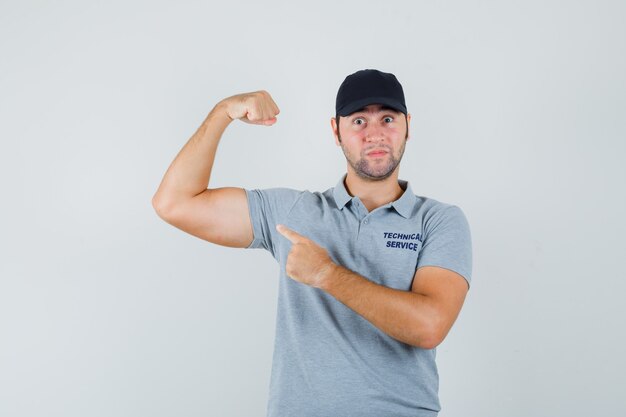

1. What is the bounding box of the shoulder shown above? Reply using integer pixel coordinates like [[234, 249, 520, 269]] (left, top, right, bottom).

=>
[[245, 186, 306, 206], [245, 186, 304, 199], [285, 187, 335, 205], [243, 187, 309, 224], [413, 194, 469, 228]]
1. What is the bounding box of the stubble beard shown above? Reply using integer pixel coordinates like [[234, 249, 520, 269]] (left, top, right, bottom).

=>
[[341, 138, 407, 182]]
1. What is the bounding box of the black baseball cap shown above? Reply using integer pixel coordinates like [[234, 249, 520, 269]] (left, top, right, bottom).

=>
[[335, 69, 407, 117]]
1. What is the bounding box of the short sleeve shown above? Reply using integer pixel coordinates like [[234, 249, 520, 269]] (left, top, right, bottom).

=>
[[244, 187, 304, 259], [416, 205, 473, 289]]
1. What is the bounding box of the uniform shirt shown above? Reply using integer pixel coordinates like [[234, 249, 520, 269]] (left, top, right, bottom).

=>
[[244, 173, 472, 417]]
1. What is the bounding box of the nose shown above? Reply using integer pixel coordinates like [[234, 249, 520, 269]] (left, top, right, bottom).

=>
[[365, 123, 386, 142]]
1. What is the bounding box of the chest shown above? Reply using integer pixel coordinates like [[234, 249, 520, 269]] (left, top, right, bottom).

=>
[[283, 202, 423, 291]]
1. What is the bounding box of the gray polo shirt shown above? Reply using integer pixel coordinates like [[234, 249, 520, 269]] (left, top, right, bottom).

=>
[[245, 173, 472, 417]]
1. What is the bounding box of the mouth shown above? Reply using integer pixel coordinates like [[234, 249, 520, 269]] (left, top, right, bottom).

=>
[[366, 150, 389, 157]]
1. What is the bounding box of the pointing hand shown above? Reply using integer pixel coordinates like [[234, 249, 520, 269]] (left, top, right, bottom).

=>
[[276, 224, 336, 288]]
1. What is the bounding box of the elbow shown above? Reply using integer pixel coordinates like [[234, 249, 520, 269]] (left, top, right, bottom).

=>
[[414, 329, 441, 350], [418, 332, 443, 350], [413, 318, 445, 350], [152, 194, 174, 219], [152, 194, 165, 215]]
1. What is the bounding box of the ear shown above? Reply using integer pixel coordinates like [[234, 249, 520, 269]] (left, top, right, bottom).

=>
[[406, 113, 411, 141], [331, 116, 341, 146]]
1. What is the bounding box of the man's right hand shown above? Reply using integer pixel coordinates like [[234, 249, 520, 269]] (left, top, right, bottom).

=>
[[153, 90, 281, 248], [219, 90, 281, 126]]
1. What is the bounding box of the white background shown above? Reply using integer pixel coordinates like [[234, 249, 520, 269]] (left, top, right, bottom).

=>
[[1, 1, 625, 416]]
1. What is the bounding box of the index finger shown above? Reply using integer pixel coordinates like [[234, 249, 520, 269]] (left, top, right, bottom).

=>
[[276, 224, 301, 243]]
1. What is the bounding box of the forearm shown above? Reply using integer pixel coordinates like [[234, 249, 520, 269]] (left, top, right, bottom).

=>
[[320, 264, 440, 349], [152, 101, 232, 210]]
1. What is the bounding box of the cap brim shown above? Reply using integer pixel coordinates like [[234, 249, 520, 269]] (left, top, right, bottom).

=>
[[337, 96, 407, 116]]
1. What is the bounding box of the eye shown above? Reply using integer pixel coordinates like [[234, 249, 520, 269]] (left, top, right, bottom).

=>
[[384, 116, 394, 123], [353, 117, 365, 125]]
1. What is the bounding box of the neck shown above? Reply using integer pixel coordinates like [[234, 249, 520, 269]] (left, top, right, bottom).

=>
[[343, 168, 405, 212]]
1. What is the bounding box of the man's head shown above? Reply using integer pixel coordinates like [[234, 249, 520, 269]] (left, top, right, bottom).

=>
[[331, 69, 411, 181]]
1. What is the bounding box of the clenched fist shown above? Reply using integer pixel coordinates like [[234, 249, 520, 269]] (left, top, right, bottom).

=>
[[219, 90, 280, 126]]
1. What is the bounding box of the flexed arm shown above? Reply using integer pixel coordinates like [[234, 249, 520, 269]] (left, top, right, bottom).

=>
[[152, 90, 280, 247]]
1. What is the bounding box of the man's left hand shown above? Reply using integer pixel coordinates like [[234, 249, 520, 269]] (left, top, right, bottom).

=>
[[276, 224, 336, 289]]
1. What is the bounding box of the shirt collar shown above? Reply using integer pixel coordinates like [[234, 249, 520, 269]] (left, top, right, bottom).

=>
[[332, 173, 415, 218]]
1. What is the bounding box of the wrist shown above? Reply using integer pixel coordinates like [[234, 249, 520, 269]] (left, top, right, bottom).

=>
[[210, 100, 234, 124], [318, 262, 340, 291]]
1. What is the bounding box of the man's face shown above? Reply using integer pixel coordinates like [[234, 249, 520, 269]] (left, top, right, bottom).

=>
[[331, 104, 411, 181]]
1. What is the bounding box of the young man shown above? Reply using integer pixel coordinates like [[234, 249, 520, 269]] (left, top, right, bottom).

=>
[[152, 69, 472, 417]]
